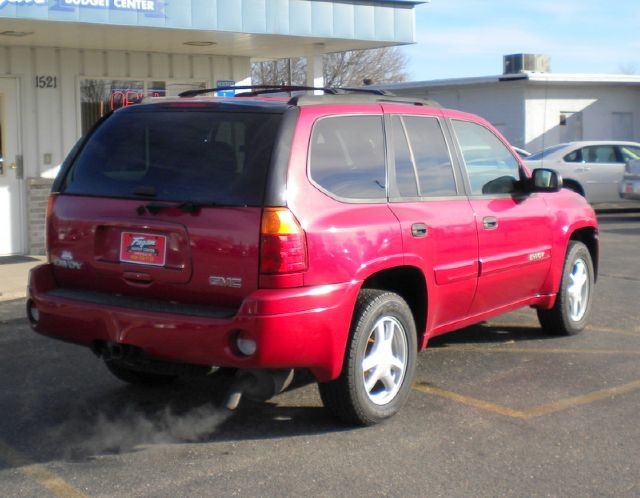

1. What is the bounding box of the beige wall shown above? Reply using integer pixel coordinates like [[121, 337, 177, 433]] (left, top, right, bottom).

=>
[[0, 45, 250, 253]]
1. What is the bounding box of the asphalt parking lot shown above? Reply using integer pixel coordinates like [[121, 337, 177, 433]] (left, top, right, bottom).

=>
[[1, 209, 639, 498]]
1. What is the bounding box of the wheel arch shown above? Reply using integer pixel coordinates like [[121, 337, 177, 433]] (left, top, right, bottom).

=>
[[361, 266, 428, 349], [562, 178, 585, 197], [569, 227, 599, 281]]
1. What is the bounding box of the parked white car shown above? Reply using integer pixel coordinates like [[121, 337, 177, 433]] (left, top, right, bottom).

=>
[[620, 159, 640, 201], [524, 141, 640, 204]]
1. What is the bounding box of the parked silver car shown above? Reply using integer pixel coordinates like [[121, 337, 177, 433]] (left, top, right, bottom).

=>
[[525, 141, 640, 203], [620, 159, 640, 201]]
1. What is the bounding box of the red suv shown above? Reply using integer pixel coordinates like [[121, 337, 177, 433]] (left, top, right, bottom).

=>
[[28, 87, 598, 425]]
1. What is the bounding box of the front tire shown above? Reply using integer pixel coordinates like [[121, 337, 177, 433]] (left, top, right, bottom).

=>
[[319, 289, 417, 426], [537, 241, 594, 335]]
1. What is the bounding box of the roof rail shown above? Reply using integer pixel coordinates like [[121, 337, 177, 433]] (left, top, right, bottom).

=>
[[177, 84, 439, 108], [288, 94, 441, 108], [178, 85, 390, 98]]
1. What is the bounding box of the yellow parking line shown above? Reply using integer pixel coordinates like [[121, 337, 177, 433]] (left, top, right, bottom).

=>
[[0, 440, 87, 498], [427, 346, 640, 355], [523, 379, 640, 418], [588, 326, 640, 337], [413, 383, 527, 418], [413, 379, 640, 420]]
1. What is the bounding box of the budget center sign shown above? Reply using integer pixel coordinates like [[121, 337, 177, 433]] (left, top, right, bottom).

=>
[[0, 0, 164, 16]]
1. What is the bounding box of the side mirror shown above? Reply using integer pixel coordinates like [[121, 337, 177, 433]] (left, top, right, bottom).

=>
[[530, 168, 562, 193]]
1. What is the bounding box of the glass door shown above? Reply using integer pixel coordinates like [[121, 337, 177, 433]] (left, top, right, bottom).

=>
[[0, 77, 23, 255]]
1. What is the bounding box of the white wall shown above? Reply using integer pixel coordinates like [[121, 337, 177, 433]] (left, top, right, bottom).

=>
[[525, 84, 640, 152], [391, 83, 528, 148], [0, 45, 251, 179]]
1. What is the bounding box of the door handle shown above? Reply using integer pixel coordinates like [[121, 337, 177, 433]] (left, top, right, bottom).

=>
[[411, 223, 428, 238], [483, 217, 498, 230], [12, 155, 24, 179]]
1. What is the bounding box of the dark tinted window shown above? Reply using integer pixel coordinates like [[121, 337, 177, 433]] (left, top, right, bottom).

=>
[[403, 116, 456, 197], [580, 145, 618, 163], [63, 108, 282, 206], [391, 116, 419, 197], [452, 120, 520, 195], [309, 116, 386, 200]]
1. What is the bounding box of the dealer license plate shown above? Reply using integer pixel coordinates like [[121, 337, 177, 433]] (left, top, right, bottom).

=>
[[120, 232, 167, 266]]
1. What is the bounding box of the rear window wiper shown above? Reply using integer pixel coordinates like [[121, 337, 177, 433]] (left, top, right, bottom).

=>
[[136, 201, 216, 215]]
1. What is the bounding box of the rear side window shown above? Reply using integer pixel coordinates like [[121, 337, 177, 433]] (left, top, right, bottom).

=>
[[62, 108, 283, 206], [391, 117, 419, 198], [309, 116, 386, 200], [402, 116, 457, 197], [452, 119, 520, 195], [580, 145, 618, 163]]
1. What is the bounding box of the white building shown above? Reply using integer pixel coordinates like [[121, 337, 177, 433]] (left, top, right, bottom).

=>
[[0, 0, 423, 255], [377, 66, 640, 155]]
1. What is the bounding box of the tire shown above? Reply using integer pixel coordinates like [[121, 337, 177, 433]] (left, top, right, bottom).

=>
[[563, 181, 584, 197], [537, 241, 594, 335], [104, 359, 178, 387], [319, 289, 417, 426]]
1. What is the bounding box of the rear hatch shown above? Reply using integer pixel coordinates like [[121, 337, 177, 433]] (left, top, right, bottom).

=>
[[49, 102, 286, 312]]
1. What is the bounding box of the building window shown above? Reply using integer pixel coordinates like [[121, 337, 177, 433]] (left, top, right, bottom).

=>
[[80, 79, 206, 135]]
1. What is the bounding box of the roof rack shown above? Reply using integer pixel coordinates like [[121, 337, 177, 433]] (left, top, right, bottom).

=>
[[177, 84, 439, 108], [178, 85, 389, 98], [288, 94, 441, 108]]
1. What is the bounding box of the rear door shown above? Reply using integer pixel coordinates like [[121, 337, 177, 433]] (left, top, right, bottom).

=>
[[50, 104, 284, 309], [562, 144, 626, 203], [449, 118, 554, 315], [383, 108, 478, 329]]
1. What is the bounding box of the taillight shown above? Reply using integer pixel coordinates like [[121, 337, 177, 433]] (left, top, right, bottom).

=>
[[259, 208, 307, 274], [45, 193, 57, 258]]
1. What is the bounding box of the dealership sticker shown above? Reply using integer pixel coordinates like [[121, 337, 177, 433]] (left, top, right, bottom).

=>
[[120, 232, 167, 266]]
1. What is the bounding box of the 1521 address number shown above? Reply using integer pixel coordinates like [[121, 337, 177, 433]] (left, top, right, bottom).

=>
[[35, 75, 58, 89]]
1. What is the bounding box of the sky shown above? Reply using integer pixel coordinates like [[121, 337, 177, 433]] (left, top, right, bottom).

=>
[[402, 0, 640, 81]]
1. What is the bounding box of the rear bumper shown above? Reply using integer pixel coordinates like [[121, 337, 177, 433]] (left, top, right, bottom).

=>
[[620, 177, 640, 201], [28, 264, 359, 381]]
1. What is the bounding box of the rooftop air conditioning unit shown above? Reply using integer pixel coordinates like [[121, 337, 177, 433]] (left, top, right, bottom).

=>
[[503, 54, 550, 75]]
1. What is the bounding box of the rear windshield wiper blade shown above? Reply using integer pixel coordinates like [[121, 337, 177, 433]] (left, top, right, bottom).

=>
[[136, 201, 215, 215]]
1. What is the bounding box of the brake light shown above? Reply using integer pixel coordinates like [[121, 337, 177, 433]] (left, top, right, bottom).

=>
[[45, 193, 58, 258], [259, 208, 307, 274]]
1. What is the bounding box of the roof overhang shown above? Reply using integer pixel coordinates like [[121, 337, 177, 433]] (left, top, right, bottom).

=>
[[374, 72, 640, 92], [0, 0, 424, 58]]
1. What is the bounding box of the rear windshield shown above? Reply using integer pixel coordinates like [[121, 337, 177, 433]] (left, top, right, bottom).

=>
[[62, 107, 283, 206], [527, 144, 567, 161]]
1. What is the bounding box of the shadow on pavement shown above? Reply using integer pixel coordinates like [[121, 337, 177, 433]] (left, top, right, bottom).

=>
[[427, 322, 552, 347]]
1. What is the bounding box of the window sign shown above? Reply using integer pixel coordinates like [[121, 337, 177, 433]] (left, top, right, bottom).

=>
[[80, 79, 205, 135], [0, 0, 166, 17], [216, 81, 236, 97]]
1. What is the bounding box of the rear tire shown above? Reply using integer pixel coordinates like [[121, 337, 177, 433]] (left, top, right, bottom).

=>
[[319, 289, 417, 426], [104, 359, 178, 387], [537, 241, 594, 335]]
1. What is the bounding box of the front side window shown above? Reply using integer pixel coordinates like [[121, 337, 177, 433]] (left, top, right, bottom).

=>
[[309, 116, 386, 200], [620, 146, 640, 162], [452, 120, 520, 195]]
